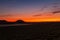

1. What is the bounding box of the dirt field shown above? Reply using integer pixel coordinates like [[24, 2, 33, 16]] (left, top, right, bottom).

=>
[[0, 22, 60, 40]]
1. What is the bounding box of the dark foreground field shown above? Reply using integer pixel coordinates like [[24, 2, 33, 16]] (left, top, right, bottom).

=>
[[0, 22, 60, 40]]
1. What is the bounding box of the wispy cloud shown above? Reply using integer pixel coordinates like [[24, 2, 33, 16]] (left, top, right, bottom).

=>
[[33, 14, 42, 17], [0, 15, 13, 17], [52, 11, 60, 14]]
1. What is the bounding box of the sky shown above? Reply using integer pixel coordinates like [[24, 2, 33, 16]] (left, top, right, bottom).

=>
[[0, 0, 60, 22]]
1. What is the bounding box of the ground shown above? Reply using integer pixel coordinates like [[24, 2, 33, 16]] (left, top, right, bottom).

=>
[[0, 22, 60, 40]]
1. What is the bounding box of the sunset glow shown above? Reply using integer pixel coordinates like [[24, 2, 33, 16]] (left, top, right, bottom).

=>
[[0, 0, 60, 22]]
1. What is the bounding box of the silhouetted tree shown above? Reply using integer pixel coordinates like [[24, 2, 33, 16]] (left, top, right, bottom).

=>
[[0, 20, 7, 24], [16, 20, 25, 23]]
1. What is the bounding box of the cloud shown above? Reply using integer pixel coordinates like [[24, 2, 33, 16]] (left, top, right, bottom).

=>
[[32, 6, 47, 17], [33, 14, 42, 17], [52, 11, 60, 14], [0, 15, 13, 17]]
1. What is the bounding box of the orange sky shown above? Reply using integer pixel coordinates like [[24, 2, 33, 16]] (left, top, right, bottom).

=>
[[0, 13, 60, 22], [0, 0, 60, 22]]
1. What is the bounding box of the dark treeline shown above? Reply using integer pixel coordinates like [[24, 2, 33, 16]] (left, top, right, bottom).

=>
[[0, 20, 25, 24]]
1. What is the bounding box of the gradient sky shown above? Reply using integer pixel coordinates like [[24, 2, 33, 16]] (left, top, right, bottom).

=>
[[0, 0, 60, 22]]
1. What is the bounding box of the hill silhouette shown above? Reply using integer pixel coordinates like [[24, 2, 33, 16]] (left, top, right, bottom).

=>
[[0, 20, 25, 24], [0, 20, 8, 24], [15, 20, 25, 24]]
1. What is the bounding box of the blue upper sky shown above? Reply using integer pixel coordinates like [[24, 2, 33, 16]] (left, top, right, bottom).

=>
[[0, 0, 60, 21], [0, 0, 60, 15]]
